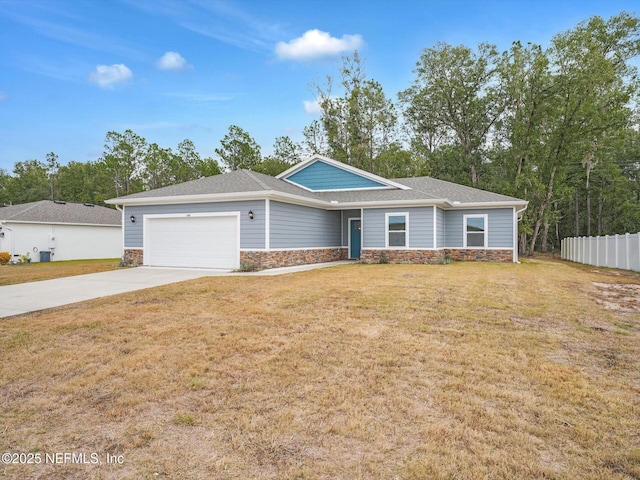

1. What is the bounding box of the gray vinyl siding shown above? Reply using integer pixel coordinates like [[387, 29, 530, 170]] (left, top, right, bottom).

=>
[[270, 201, 341, 248], [341, 209, 361, 246], [363, 207, 434, 249], [436, 207, 445, 248], [124, 200, 265, 249], [444, 208, 513, 248]]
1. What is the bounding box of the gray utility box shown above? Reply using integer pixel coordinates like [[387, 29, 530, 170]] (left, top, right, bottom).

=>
[[39, 251, 52, 262]]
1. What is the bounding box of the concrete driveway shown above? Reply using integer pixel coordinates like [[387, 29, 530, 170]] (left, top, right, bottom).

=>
[[0, 261, 353, 319], [0, 267, 229, 319]]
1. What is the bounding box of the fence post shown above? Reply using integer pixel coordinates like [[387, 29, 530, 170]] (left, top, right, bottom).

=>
[[636, 232, 640, 268], [577, 237, 581, 263], [636, 232, 640, 269], [572, 237, 575, 262], [605, 235, 609, 268], [626, 233, 631, 270], [614, 234, 619, 268]]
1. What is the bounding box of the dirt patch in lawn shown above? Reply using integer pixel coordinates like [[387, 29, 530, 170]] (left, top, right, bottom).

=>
[[0, 259, 639, 479], [592, 282, 640, 313]]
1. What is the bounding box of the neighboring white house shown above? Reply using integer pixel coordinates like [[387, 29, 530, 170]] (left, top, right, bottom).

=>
[[0, 200, 122, 262]]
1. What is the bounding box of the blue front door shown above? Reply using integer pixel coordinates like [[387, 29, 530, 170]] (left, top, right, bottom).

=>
[[349, 219, 361, 259]]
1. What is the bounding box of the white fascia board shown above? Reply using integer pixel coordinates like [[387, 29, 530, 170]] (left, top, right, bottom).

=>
[[438, 200, 529, 210], [275, 155, 320, 179], [107, 190, 528, 212], [326, 199, 451, 210], [276, 154, 411, 191], [0, 220, 121, 227]]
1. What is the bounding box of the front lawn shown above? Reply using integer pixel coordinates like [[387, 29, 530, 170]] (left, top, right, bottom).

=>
[[0, 259, 638, 479], [0, 258, 120, 286]]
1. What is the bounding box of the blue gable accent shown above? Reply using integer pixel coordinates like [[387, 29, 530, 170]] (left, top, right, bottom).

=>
[[285, 160, 387, 191]]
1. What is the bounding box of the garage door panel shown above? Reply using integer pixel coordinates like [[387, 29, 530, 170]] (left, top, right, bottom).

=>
[[146, 215, 239, 269]]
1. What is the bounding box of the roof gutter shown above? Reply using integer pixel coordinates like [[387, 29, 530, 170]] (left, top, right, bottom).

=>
[[106, 190, 528, 211]]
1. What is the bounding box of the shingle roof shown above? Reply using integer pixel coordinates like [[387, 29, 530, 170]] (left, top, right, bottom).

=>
[[109, 168, 525, 207], [112, 169, 322, 201], [392, 176, 522, 203], [0, 201, 121, 225]]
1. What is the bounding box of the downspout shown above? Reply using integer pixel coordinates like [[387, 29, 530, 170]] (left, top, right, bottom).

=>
[[514, 205, 528, 264], [114, 204, 125, 260]]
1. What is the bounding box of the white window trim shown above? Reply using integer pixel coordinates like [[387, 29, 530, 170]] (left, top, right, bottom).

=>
[[385, 212, 409, 249], [463, 213, 488, 249]]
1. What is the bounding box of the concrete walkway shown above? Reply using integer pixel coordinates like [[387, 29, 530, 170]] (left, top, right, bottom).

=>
[[0, 261, 352, 319]]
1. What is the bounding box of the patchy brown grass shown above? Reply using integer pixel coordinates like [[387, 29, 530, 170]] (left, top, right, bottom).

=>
[[0, 258, 639, 479], [0, 259, 120, 286]]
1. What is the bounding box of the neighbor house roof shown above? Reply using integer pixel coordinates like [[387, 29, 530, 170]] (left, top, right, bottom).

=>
[[107, 158, 526, 209], [0, 200, 122, 225]]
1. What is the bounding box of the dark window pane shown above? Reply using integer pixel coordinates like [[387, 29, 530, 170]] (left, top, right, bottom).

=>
[[388, 215, 406, 231], [467, 232, 485, 247], [467, 217, 485, 232], [389, 231, 406, 247]]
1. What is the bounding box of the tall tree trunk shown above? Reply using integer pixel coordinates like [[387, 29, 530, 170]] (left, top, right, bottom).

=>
[[597, 181, 604, 236], [519, 232, 527, 256], [470, 162, 479, 188], [586, 181, 591, 237], [541, 221, 549, 253], [574, 189, 579, 237], [529, 166, 557, 254]]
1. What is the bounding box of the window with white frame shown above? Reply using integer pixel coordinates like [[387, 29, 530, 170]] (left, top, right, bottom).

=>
[[386, 213, 408, 248], [464, 214, 488, 248]]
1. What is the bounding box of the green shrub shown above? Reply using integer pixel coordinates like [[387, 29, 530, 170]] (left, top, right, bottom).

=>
[[378, 251, 389, 264], [237, 260, 261, 272], [439, 253, 453, 265]]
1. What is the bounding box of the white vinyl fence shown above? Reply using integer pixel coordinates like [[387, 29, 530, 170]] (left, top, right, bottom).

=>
[[561, 233, 640, 272]]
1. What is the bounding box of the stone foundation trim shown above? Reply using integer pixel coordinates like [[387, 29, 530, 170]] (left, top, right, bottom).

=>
[[241, 248, 348, 269], [360, 248, 514, 264], [123, 248, 144, 265]]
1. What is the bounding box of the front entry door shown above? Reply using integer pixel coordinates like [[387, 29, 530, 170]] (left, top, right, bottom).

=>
[[349, 219, 361, 259]]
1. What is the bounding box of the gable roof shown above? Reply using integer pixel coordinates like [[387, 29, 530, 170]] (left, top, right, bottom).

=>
[[0, 201, 121, 226], [276, 155, 410, 192], [107, 158, 526, 209]]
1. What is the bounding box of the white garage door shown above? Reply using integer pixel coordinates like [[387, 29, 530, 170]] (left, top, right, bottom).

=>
[[145, 214, 239, 269]]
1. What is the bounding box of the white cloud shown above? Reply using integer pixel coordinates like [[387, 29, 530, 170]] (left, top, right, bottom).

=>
[[156, 51, 191, 71], [303, 99, 322, 115], [276, 29, 364, 60], [89, 64, 133, 89]]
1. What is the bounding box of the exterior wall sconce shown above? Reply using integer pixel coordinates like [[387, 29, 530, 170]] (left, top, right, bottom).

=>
[[248, 210, 254, 220], [130, 215, 136, 223]]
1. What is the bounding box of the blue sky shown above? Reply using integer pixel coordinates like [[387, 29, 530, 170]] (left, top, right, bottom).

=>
[[0, 0, 638, 172]]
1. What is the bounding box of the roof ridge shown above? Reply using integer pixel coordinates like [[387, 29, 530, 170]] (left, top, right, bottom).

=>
[[4, 200, 46, 220], [242, 169, 272, 191]]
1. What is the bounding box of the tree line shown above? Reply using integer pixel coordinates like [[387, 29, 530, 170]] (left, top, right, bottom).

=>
[[1, 12, 640, 255]]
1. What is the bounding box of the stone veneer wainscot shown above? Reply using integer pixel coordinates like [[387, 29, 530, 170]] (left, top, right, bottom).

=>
[[240, 248, 347, 269], [360, 249, 514, 264], [123, 249, 144, 265]]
